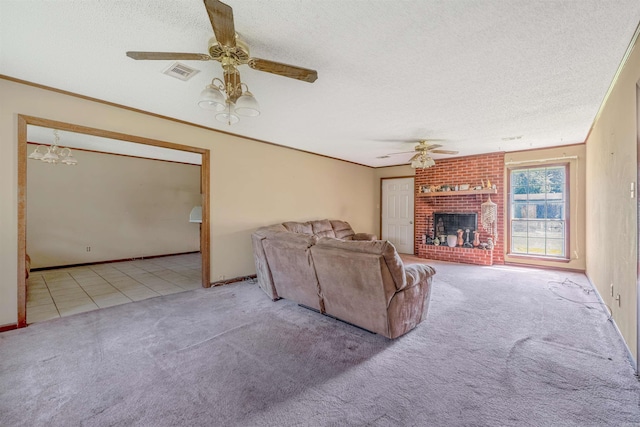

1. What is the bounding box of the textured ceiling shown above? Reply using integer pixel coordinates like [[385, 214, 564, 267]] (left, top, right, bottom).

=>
[[2, 1, 640, 167]]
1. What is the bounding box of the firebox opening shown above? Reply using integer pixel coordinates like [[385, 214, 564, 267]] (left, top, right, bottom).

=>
[[433, 212, 477, 240]]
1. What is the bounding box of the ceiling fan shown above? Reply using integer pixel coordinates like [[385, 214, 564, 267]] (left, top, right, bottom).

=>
[[385, 140, 459, 169], [125, 0, 318, 122]]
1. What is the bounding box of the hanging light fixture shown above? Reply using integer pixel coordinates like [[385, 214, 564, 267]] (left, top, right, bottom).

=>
[[197, 69, 260, 125], [410, 152, 435, 169], [28, 130, 78, 165]]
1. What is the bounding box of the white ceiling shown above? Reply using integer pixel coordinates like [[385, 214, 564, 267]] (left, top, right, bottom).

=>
[[3, 1, 640, 167]]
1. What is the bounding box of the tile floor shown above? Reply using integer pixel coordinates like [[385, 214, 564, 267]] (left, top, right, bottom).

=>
[[26, 253, 202, 324]]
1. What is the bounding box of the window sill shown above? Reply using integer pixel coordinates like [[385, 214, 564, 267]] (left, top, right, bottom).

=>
[[506, 254, 571, 263]]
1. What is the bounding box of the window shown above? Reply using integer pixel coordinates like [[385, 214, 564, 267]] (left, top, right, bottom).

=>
[[509, 165, 568, 258]]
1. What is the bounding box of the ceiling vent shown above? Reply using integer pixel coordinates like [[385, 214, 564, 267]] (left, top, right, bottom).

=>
[[163, 62, 200, 81]]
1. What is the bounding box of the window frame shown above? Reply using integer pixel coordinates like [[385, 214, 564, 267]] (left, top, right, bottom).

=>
[[507, 162, 570, 262]]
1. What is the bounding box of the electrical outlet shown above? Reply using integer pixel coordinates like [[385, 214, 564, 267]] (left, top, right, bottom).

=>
[[610, 283, 614, 297], [615, 293, 621, 307], [86, 246, 91, 252]]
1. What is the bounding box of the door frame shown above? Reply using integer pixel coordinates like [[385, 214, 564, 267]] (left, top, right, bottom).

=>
[[17, 115, 211, 328], [636, 83, 640, 373], [380, 176, 416, 254]]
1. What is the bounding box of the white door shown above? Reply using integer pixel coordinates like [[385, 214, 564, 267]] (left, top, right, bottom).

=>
[[381, 177, 415, 254]]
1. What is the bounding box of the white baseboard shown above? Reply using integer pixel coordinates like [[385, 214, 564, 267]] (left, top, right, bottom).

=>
[[585, 272, 637, 373]]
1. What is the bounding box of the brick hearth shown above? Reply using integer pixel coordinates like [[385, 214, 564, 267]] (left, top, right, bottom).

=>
[[414, 152, 505, 266]]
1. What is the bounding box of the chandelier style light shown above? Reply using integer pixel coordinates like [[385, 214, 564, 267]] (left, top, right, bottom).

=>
[[28, 130, 78, 165], [198, 71, 260, 125], [410, 152, 436, 169]]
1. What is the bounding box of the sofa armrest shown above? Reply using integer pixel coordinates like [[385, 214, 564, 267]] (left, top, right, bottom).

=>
[[401, 264, 436, 292], [352, 233, 378, 241]]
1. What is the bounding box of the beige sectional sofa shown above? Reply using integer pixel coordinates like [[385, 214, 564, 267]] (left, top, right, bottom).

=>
[[251, 219, 435, 338]]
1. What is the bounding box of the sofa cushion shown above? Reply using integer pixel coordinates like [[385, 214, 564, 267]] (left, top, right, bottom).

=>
[[330, 220, 355, 239], [311, 219, 336, 238], [267, 231, 318, 248], [315, 238, 406, 290], [283, 221, 313, 235], [254, 224, 287, 238]]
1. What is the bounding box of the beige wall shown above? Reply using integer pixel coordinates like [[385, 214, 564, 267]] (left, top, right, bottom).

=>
[[0, 78, 377, 326], [27, 148, 201, 268], [585, 33, 640, 360], [503, 145, 586, 271]]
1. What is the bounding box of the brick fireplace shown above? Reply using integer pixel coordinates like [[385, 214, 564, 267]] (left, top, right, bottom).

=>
[[414, 152, 505, 266]]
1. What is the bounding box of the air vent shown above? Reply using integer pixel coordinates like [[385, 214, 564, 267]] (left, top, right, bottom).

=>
[[163, 62, 200, 81], [501, 135, 523, 141]]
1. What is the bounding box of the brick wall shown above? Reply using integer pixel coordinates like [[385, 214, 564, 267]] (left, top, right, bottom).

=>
[[415, 152, 505, 265]]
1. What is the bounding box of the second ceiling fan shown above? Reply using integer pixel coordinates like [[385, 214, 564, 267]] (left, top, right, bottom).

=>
[[386, 140, 459, 169], [126, 0, 318, 123]]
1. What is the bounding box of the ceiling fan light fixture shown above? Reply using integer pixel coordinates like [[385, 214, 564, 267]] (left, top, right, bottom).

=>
[[198, 85, 226, 111], [216, 111, 240, 124], [215, 100, 240, 125], [425, 156, 436, 167], [411, 153, 436, 169], [234, 90, 260, 117]]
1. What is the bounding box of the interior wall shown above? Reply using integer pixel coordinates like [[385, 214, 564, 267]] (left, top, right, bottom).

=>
[[0, 78, 377, 326], [27, 147, 201, 268], [503, 144, 586, 271], [585, 33, 640, 360]]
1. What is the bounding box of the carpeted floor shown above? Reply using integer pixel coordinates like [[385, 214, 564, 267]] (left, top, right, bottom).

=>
[[1, 260, 639, 426]]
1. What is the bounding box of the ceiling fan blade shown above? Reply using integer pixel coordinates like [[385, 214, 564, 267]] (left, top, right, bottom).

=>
[[204, 0, 236, 47], [387, 150, 416, 156], [431, 149, 459, 155], [423, 144, 442, 150], [409, 153, 422, 162], [126, 51, 211, 61], [249, 58, 318, 83]]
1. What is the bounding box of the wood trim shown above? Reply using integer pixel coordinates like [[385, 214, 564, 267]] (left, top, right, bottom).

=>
[[375, 164, 416, 169], [504, 142, 585, 155], [210, 274, 257, 287], [201, 149, 211, 288], [17, 116, 27, 328], [503, 262, 584, 274], [20, 115, 208, 154], [0, 323, 18, 333], [2, 75, 371, 169], [26, 142, 202, 166], [505, 162, 571, 260], [17, 115, 212, 327], [417, 188, 497, 197], [505, 254, 571, 264]]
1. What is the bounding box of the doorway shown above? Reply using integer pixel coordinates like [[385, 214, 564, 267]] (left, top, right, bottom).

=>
[[381, 177, 415, 254], [17, 115, 211, 328]]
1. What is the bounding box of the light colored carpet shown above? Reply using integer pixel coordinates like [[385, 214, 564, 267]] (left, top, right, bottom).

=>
[[1, 260, 639, 426]]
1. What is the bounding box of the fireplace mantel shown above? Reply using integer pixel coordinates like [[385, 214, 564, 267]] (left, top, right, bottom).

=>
[[417, 188, 497, 197]]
